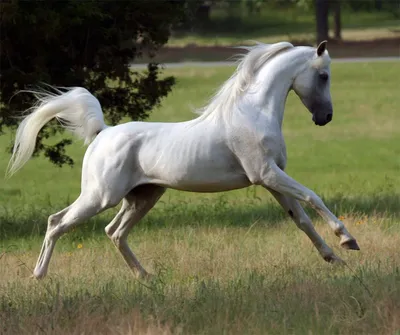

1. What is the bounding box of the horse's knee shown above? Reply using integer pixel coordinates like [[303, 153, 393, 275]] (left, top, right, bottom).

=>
[[305, 192, 323, 209], [46, 211, 68, 238], [48, 214, 59, 228]]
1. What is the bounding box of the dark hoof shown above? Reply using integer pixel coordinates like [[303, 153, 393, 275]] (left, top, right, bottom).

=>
[[323, 254, 346, 265], [340, 239, 360, 250], [138, 272, 158, 284]]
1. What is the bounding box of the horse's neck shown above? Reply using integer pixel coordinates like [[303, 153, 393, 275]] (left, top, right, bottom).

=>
[[244, 51, 308, 128]]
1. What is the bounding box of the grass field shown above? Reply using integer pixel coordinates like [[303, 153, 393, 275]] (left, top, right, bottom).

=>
[[1, 61, 400, 334]]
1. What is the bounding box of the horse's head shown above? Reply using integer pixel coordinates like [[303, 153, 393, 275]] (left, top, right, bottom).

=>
[[292, 41, 333, 126]]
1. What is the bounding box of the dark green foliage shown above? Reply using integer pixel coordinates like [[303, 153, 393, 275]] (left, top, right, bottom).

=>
[[0, 0, 190, 166]]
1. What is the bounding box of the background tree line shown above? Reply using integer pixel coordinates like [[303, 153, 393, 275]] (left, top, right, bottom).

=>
[[189, 0, 399, 43]]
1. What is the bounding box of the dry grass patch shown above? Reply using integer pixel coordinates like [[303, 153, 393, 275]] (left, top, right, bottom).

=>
[[1, 215, 399, 334]]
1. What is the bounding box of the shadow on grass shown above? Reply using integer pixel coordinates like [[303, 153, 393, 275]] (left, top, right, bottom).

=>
[[1, 193, 399, 241]]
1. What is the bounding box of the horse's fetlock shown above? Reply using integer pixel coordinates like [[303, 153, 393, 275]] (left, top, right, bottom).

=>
[[105, 226, 113, 238], [334, 228, 342, 237], [111, 233, 122, 247]]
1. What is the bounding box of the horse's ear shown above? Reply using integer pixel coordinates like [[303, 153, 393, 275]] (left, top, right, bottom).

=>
[[317, 40, 327, 56]]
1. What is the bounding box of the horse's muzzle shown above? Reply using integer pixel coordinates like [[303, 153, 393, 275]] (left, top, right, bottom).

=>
[[312, 112, 333, 126]]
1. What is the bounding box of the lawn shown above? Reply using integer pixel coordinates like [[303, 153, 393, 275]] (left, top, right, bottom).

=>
[[1, 61, 400, 334]]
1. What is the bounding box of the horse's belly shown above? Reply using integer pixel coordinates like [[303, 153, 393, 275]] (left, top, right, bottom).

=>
[[137, 129, 251, 192], [153, 173, 251, 193], [143, 157, 250, 192]]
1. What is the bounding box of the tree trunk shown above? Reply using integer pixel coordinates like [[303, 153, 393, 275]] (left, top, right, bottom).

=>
[[333, 0, 341, 40], [195, 2, 211, 23], [316, 0, 329, 43]]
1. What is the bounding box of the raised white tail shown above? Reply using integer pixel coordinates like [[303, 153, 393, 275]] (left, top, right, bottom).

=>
[[7, 86, 107, 176]]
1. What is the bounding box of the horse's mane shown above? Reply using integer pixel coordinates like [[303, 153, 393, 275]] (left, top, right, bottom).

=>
[[196, 41, 294, 117]]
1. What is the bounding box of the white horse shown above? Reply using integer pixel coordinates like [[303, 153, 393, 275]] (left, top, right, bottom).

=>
[[8, 41, 359, 280]]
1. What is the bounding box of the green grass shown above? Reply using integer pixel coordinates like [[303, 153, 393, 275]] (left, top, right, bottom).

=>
[[169, 5, 400, 46], [1, 61, 400, 334]]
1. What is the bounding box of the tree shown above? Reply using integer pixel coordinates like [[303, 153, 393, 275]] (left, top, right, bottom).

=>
[[297, 0, 335, 44], [315, 0, 329, 43], [332, 0, 341, 40], [0, 0, 191, 167]]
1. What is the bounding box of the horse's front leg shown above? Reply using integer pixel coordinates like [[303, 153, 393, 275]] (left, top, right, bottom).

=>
[[266, 187, 344, 263], [261, 162, 359, 251]]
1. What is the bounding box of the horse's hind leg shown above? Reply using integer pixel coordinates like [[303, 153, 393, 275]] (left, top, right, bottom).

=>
[[105, 184, 165, 279], [33, 194, 111, 279]]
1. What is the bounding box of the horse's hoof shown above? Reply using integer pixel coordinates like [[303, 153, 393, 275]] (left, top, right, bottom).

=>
[[340, 238, 360, 251], [323, 254, 346, 265], [139, 272, 156, 283], [31, 273, 45, 280]]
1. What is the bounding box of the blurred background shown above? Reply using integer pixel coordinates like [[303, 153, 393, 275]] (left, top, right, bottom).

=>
[[136, 0, 400, 63]]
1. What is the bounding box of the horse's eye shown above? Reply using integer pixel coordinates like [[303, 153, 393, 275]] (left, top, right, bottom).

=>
[[320, 72, 329, 81]]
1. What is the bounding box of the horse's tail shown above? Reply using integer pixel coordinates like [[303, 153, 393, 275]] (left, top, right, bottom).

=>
[[7, 86, 107, 177]]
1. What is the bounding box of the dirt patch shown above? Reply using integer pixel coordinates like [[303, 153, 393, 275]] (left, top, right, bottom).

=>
[[134, 37, 399, 63]]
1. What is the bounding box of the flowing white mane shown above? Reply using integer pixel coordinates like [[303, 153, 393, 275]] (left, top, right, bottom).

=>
[[196, 42, 294, 117]]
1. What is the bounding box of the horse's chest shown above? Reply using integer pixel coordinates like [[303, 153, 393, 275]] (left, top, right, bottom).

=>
[[261, 133, 287, 167]]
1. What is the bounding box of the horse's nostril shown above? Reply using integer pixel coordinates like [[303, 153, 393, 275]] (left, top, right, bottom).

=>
[[326, 113, 332, 122]]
